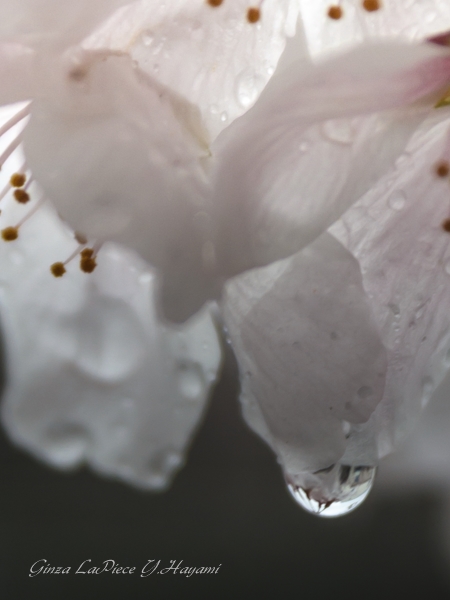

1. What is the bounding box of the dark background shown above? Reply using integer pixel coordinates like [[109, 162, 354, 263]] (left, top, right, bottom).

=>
[[1, 347, 450, 600]]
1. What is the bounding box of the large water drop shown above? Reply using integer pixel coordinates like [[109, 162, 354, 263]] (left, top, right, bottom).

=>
[[287, 464, 376, 518]]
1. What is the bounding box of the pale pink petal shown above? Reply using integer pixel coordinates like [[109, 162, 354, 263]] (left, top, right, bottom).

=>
[[85, 0, 301, 140], [299, 0, 450, 59], [212, 41, 450, 278], [330, 108, 450, 464], [222, 233, 387, 477]]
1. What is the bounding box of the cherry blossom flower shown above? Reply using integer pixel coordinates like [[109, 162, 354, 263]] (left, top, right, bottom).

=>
[[1, 0, 450, 513]]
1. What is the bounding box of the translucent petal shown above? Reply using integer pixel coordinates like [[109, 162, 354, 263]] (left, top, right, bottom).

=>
[[330, 110, 450, 464], [212, 41, 450, 277], [378, 369, 450, 491], [23, 54, 216, 321], [0, 42, 35, 105], [0, 203, 222, 489], [299, 0, 450, 59], [222, 233, 387, 476], [85, 0, 301, 140], [0, 0, 134, 47]]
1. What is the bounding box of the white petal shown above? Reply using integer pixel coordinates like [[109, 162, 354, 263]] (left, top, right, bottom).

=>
[[85, 0, 301, 141], [330, 109, 450, 464], [0, 202, 222, 489], [23, 54, 216, 320], [222, 233, 387, 476], [299, 0, 450, 59], [0, 42, 35, 105], [378, 369, 450, 491], [0, 0, 135, 47], [212, 41, 450, 277]]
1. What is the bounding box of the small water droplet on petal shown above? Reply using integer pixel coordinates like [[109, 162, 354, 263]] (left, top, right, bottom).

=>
[[388, 190, 406, 210], [322, 119, 358, 145]]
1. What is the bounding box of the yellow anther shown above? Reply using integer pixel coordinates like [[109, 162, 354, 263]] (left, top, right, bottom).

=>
[[74, 231, 88, 244], [13, 189, 30, 204], [1, 226, 18, 241], [80, 248, 97, 273], [50, 262, 66, 277], [435, 161, 450, 178], [247, 7, 261, 23], [362, 0, 381, 11], [328, 5, 343, 19], [10, 173, 26, 188]]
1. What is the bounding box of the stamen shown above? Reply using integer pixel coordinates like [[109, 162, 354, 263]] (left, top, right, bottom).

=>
[[50, 262, 66, 277], [74, 231, 88, 245], [206, 0, 223, 6], [13, 189, 30, 204], [1, 227, 18, 242], [12, 175, 33, 204], [10, 173, 26, 188], [442, 218, 450, 233], [435, 161, 450, 178], [14, 196, 45, 229], [362, 0, 381, 11], [328, 5, 343, 20], [80, 247, 97, 273], [247, 6, 261, 23]]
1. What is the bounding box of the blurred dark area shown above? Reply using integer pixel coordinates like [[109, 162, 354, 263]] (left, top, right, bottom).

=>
[[1, 346, 450, 600]]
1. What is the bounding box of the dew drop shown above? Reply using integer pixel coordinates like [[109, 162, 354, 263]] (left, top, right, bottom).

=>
[[388, 190, 406, 211], [321, 119, 358, 145], [287, 465, 376, 518], [220, 112, 228, 122], [141, 30, 154, 46], [235, 70, 262, 109]]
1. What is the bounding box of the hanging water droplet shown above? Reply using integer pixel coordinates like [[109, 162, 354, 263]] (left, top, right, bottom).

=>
[[220, 112, 228, 122], [287, 464, 376, 518], [388, 190, 406, 211], [321, 119, 358, 145]]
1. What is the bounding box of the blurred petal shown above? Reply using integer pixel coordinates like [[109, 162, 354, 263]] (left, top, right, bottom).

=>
[[0, 42, 35, 105], [222, 233, 387, 477], [379, 369, 450, 491], [0, 202, 222, 489], [0, 0, 135, 47], [212, 41, 450, 277], [330, 109, 450, 464], [299, 0, 450, 59], [86, 0, 301, 140], [23, 55, 216, 320]]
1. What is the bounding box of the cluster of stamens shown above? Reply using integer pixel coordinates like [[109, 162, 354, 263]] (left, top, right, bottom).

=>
[[327, 0, 382, 20], [206, 0, 262, 24], [0, 104, 99, 277]]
